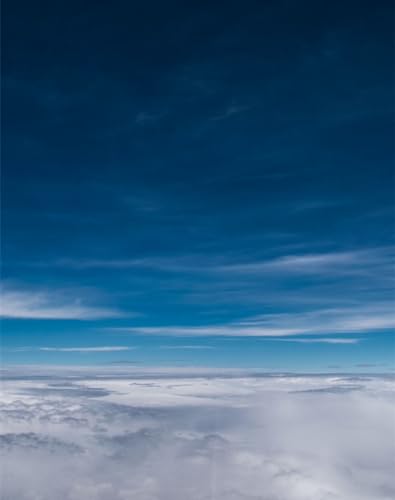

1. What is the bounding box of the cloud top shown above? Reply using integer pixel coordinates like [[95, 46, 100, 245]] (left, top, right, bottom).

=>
[[1, 370, 394, 500]]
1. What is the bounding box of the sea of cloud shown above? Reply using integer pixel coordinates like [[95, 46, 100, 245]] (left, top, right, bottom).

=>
[[1, 367, 394, 500]]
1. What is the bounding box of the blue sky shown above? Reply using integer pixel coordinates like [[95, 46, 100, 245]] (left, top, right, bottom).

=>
[[1, 0, 394, 370]]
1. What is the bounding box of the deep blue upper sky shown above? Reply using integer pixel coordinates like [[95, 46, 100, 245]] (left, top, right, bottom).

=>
[[1, 0, 394, 369]]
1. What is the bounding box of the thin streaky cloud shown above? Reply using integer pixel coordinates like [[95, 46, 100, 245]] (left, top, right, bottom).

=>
[[354, 363, 386, 368], [210, 104, 250, 121], [272, 338, 360, 344], [215, 248, 393, 275], [135, 110, 165, 124], [113, 303, 395, 337], [5, 347, 35, 353], [159, 345, 215, 350], [40, 246, 393, 278], [115, 325, 305, 337], [291, 199, 345, 212], [1, 287, 125, 320], [38, 346, 134, 352]]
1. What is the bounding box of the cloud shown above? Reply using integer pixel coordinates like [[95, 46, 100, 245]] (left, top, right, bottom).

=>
[[0, 432, 83, 455], [1, 370, 394, 500], [210, 104, 250, 121], [0, 286, 124, 320], [272, 337, 360, 344], [114, 302, 395, 337], [216, 251, 358, 274], [135, 111, 164, 124], [159, 345, 215, 349], [38, 346, 134, 352], [215, 247, 393, 276], [44, 246, 394, 279], [354, 363, 385, 368]]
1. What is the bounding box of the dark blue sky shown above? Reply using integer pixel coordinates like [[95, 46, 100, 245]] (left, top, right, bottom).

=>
[[2, 0, 394, 369]]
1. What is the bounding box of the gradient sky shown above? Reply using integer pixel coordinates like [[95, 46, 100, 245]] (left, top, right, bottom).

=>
[[1, 0, 394, 370]]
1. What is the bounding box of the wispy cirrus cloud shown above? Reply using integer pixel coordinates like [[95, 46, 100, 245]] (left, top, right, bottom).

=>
[[215, 247, 393, 276], [38, 346, 134, 352], [159, 345, 215, 350], [42, 246, 394, 277], [134, 110, 165, 124], [0, 286, 125, 320], [272, 338, 360, 344], [209, 103, 250, 121], [114, 303, 395, 337]]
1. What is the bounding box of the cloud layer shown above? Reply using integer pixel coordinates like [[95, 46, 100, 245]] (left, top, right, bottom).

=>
[[1, 368, 394, 500]]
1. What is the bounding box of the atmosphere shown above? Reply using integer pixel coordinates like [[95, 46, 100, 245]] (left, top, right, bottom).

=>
[[2, 0, 394, 370]]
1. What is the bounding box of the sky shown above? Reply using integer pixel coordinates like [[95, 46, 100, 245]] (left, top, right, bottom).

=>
[[1, 0, 394, 369]]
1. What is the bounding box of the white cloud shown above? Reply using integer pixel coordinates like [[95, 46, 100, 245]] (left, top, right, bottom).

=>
[[48, 246, 394, 277], [1, 370, 394, 500], [114, 302, 395, 337], [272, 337, 360, 344], [39, 346, 134, 352], [0, 287, 124, 320], [119, 325, 305, 337], [215, 247, 394, 276], [159, 345, 215, 349], [216, 251, 359, 274]]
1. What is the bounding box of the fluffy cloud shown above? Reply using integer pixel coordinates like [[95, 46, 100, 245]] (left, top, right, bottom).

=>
[[1, 369, 394, 500]]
